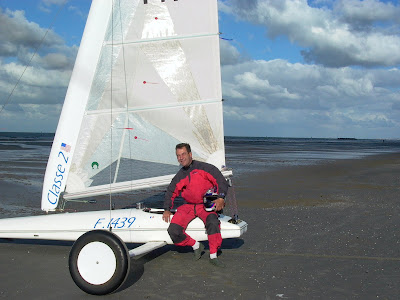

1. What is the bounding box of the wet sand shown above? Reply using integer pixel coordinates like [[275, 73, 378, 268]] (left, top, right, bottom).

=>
[[1, 153, 400, 299]]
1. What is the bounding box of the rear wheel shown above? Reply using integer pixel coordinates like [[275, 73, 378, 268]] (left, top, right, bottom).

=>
[[69, 230, 130, 295]]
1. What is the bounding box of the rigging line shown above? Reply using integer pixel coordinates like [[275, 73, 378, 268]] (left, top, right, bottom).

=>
[[111, 0, 124, 185], [227, 177, 239, 219], [113, 0, 134, 193], [120, 0, 134, 194], [109, 0, 115, 227], [113, 118, 129, 184], [0, 2, 66, 114]]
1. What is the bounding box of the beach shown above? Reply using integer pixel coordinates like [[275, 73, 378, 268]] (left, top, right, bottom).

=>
[[1, 151, 400, 299]]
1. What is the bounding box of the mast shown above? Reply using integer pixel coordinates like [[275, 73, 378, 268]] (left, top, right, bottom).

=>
[[41, 1, 112, 211]]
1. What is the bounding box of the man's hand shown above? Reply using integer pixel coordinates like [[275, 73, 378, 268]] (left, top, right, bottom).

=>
[[162, 210, 172, 223], [213, 198, 225, 212]]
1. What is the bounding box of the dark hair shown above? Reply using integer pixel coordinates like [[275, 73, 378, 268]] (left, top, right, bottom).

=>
[[176, 143, 191, 153]]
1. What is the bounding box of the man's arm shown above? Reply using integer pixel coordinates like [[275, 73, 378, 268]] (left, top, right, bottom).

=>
[[200, 162, 229, 212], [203, 162, 229, 199], [162, 210, 172, 223], [213, 198, 225, 211], [163, 171, 184, 223], [163, 182, 175, 223]]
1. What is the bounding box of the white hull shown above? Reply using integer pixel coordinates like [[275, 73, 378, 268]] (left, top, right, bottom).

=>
[[0, 208, 247, 244]]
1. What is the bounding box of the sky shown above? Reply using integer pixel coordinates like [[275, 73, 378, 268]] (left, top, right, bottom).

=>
[[0, 0, 399, 139]]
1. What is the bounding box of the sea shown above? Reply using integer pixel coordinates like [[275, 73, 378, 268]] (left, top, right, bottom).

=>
[[1, 132, 400, 218]]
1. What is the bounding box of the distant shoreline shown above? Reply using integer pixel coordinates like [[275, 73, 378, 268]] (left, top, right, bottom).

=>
[[0, 131, 399, 141]]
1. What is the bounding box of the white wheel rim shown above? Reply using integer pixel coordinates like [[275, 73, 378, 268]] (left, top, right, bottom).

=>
[[77, 241, 117, 285]]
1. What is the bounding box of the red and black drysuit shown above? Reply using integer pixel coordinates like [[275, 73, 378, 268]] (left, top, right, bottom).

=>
[[164, 160, 228, 254]]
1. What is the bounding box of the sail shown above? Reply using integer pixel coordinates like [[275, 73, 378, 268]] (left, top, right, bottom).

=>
[[41, 0, 227, 211]]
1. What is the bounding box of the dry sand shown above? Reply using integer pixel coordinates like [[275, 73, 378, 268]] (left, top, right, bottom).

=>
[[1, 153, 400, 299]]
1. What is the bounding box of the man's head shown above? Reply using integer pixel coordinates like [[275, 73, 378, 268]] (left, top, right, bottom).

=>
[[175, 143, 192, 167]]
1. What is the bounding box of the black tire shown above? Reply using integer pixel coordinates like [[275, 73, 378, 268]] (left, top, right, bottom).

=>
[[69, 230, 130, 295]]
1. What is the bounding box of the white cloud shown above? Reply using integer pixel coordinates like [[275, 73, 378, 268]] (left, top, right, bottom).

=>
[[221, 58, 400, 137], [334, 0, 400, 27], [0, 6, 77, 124], [221, 0, 400, 67], [220, 39, 241, 65], [38, 0, 68, 13], [217, 0, 400, 138], [67, 5, 87, 20], [0, 9, 63, 57]]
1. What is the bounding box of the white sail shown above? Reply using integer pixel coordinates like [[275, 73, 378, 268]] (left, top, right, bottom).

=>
[[41, 0, 227, 211]]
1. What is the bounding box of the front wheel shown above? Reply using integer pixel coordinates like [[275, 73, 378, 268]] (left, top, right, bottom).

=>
[[69, 230, 130, 295]]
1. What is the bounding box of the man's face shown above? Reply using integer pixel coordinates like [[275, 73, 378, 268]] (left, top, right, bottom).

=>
[[176, 147, 192, 167]]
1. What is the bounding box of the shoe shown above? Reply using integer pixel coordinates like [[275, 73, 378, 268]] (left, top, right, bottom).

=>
[[193, 243, 205, 260], [209, 258, 225, 268]]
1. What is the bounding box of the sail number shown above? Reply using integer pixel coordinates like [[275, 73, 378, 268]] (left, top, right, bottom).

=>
[[94, 217, 136, 229]]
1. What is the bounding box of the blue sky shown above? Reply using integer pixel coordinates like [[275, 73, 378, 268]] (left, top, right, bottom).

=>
[[0, 0, 399, 138]]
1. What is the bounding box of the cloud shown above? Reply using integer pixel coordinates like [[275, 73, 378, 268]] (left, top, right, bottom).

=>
[[38, 1, 87, 20], [0, 8, 63, 57], [220, 0, 400, 67], [218, 1, 400, 137], [67, 5, 87, 20], [220, 39, 241, 65], [35, 52, 75, 70], [221, 58, 400, 137], [38, 0, 68, 13], [334, 0, 400, 29], [0, 7, 77, 122]]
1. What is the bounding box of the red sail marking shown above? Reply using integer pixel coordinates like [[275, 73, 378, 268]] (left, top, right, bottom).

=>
[[134, 136, 148, 142]]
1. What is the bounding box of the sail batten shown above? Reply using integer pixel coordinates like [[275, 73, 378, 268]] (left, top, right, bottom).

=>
[[85, 99, 222, 116], [105, 32, 220, 46], [41, 0, 225, 211]]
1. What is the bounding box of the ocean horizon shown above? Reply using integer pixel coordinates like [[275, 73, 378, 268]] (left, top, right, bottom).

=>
[[1, 131, 400, 217], [2, 132, 400, 173], [1, 131, 399, 139]]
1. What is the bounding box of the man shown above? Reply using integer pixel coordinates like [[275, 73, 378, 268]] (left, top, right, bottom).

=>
[[162, 143, 228, 267]]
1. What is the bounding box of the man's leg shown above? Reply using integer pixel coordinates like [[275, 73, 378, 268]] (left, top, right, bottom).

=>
[[197, 208, 222, 255], [205, 213, 222, 255], [167, 204, 196, 247], [197, 207, 224, 267]]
